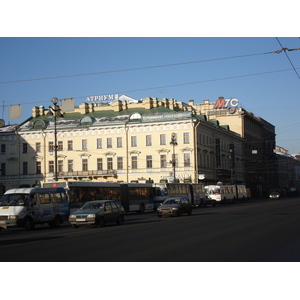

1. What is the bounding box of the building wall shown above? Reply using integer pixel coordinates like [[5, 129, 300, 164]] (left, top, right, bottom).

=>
[[0, 98, 246, 190]]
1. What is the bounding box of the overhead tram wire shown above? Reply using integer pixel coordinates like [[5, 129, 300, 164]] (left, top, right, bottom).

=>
[[1, 48, 299, 85], [275, 38, 300, 80], [6, 66, 300, 107]]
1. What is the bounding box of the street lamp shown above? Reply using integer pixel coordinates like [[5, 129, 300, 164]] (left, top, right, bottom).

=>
[[48, 97, 61, 181], [170, 132, 178, 183]]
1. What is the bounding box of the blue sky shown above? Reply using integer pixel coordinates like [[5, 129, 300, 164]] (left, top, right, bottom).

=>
[[1, 37, 300, 152]]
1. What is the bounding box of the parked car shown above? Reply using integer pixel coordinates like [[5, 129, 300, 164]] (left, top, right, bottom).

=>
[[157, 197, 192, 217], [269, 192, 280, 199], [69, 200, 125, 228]]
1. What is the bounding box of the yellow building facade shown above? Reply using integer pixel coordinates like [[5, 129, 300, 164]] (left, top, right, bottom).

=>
[[0, 96, 245, 190]]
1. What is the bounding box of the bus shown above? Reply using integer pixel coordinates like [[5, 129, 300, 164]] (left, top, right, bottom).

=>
[[0, 187, 68, 231], [166, 183, 206, 206], [205, 183, 248, 205], [42, 181, 158, 213]]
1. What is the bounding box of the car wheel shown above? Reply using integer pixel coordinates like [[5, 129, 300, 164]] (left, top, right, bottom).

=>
[[157, 212, 162, 218], [23, 217, 34, 231], [188, 209, 192, 216], [72, 224, 78, 229], [116, 215, 124, 225], [98, 217, 105, 228]]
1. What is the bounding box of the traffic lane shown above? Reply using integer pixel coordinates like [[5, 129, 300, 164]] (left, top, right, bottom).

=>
[[1, 198, 300, 262]]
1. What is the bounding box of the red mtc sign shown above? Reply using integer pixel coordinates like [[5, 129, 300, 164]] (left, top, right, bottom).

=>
[[213, 97, 239, 114]]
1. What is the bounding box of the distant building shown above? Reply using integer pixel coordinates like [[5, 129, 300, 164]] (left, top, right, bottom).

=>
[[275, 146, 300, 194], [190, 97, 276, 197]]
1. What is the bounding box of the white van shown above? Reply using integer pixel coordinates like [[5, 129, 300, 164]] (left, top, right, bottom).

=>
[[0, 187, 69, 231]]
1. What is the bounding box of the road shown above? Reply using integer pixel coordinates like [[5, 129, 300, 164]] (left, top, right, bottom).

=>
[[1, 197, 300, 262]]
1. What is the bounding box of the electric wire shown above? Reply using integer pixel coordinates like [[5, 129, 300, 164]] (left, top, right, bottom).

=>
[[0, 48, 297, 85], [6, 67, 300, 107], [275, 38, 300, 80]]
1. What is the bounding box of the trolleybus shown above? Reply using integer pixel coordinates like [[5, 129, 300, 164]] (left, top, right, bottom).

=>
[[43, 181, 159, 213], [205, 183, 248, 205], [166, 182, 206, 206]]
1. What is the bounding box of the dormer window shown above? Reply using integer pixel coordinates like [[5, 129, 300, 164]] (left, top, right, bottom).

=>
[[33, 120, 46, 129], [129, 113, 142, 121], [80, 116, 93, 125]]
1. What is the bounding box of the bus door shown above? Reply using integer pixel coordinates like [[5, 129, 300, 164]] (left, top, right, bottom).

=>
[[120, 184, 129, 212]]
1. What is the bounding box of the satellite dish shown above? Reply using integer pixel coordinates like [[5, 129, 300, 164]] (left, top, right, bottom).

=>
[[0, 119, 5, 128]]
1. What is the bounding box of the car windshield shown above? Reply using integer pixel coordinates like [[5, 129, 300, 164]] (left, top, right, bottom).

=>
[[163, 199, 180, 205], [0, 194, 29, 206], [81, 202, 104, 210]]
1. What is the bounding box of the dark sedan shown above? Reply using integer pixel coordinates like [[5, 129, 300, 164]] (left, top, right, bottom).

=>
[[157, 197, 192, 217], [69, 200, 125, 228]]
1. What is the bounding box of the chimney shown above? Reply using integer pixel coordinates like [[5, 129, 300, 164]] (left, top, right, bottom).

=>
[[79, 103, 89, 114], [32, 106, 40, 117]]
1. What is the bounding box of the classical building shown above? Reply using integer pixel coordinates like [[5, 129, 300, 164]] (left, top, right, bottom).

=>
[[0, 96, 245, 191], [190, 97, 277, 197]]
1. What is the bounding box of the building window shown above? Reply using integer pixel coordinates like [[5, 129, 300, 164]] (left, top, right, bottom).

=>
[[97, 138, 102, 149], [82, 139, 88, 151], [68, 140, 73, 151], [146, 135, 152, 146], [58, 141, 63, 151], [0, 144, 6, 154], [131, 156, 138, 169], [184, 153, 191, 167], [82, 159, 88, 171], [49, 161, 54, 173], [0, 163, 5, 175], [183, 133, 190, 144], [36, 142, 41, 153], [160, 134, 166, 145], [107, 157, 113, 170], [146, 155, 152, 168], [131, 136, 137, 147], [97, 158, 103, 171], [117, 137, 122, 148], [117, 157, 123, 169], [68, 160, 73, 172], [23, 162, 28, 175], [107, 138, 112, 148], [36, 161, 41, 174], [49, 141, 54, 152], [160, 155, 167, 168], [58, 160, 63, 173], [23, 143, 28, 153]]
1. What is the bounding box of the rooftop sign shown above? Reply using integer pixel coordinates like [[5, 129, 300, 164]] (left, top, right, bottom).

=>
[[142, 111, 191, 122], [86, 94, 119, 102], [208, 98, 239, 116]]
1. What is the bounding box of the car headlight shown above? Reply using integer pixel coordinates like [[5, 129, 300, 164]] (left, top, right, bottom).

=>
[[172, 207, 178, 210], [87, 214, 96, 218], [9, 215, 18, 220], [69, 215, 76, 219]]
